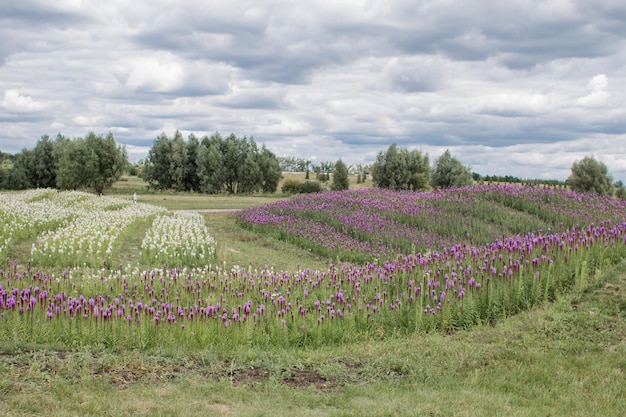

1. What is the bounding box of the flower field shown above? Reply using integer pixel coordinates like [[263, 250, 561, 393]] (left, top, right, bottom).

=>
[[141, 211, 217, 267], [1, 185, 626, 351]]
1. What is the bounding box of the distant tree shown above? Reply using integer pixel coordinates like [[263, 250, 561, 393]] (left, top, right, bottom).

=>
[[185, 133, 201, 192], [169, 131, 188, 192], [372, 144, 408, 189], [372, 144, 429, 190], [56, 139, 96, 190], [196, 134, 225, 194], [3, 149, 32, 190], [258, 145, 282, 193], [406, 149, 429, 191], [567, 156, 612, 196], [31, 135, 57, 188], [56, 132, 126, 194], [84, 132, 127, 194], [430, 149, 473, 189], [331, 159, 349, 191], [143, 133, 173, 190]]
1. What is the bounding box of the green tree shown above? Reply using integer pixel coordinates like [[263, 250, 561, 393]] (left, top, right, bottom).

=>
[[196, 134, 225, 194], [567, 156, 612, 196], [185, 134, 200, 192], [430, 149, 473, 189], [331, 159, 349, 191], [31, 135, 57, 188], [3, 149, 32, 190], [258, 145, 282, 193], [56, 132, 126, 194], [56, 139, 97, 190], [84, 132, 127, 194], [169, 131, 187, 192], [143, 133, 173, 190], [372, 144, 430, 190]]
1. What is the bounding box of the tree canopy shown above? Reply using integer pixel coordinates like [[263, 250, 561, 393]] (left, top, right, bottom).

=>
[[371, 144, 430, 191], [567, 156, 612, 196], [143, 132, 282, 194], [0, 132, 126, 193], [331, 159, 349, 191], [430, 149, 473, 189]]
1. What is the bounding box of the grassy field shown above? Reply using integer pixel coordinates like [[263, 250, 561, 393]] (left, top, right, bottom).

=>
[[0, 185, 624, 416]]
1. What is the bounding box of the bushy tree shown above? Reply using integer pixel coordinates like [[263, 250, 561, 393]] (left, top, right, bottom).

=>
[[31, 135, 57, 188], [331, 159, 349, 191], [258, 145, 282, 193], [197, 134, 225, 194], [143, 133, 173, 190], [567, 156, 612, 196], [430, 149, 473, 189], [56, 132, 126, 194], [372, 144, 429, 190]]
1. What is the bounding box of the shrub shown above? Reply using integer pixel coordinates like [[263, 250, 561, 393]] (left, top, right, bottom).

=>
[[300, 181, 323, 194], [282, 179, 302, 194]]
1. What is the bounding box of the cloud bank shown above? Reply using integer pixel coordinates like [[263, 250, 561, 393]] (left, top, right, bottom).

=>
[[1, 0, 625, 180]]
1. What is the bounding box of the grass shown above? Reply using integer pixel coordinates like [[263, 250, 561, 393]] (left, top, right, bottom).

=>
[[0, 188, 624, 416], [0, 259, 623, 416]]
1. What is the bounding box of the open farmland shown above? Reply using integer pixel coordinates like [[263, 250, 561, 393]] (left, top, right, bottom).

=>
[[0, 185, 625, 416]]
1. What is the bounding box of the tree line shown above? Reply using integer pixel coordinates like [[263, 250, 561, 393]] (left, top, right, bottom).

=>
[[142, 131, 282, 194], [0, 132, 127, 194], [1, 133, 623, 199]]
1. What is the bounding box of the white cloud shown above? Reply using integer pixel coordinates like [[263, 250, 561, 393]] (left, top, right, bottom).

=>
[[1, 90, 44, 112]]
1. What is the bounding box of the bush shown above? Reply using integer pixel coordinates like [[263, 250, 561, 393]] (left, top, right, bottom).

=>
[[300, 181, 323, 193], [282, 179, 302, 194]]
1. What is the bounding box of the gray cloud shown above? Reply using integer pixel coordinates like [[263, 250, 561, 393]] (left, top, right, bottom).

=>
[[1, 0, 626, 182]]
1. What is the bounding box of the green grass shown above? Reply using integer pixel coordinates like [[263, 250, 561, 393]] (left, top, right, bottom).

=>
[[1, 259, 623, 416]]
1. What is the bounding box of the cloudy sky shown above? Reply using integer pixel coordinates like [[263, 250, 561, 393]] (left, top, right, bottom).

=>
[[1, 0, 626, 180]]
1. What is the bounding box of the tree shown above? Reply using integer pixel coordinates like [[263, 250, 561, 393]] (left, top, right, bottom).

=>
[[3, 149, 32, 190], [143, 133, 173, 190], [56, 139, 97, 190], [169, 131, 187, 191], [258, 145, 282, 193], [196, 134, 225, 194], [31, 135, 57, 188], [372, 144, 429, 190], [84, 132, 127, 194], [185, 134, 200, 192], [331, 159, 349, 191], [567, 156, 612, 196], [56, 132, 126, 194], [430, 149, 473, 189]]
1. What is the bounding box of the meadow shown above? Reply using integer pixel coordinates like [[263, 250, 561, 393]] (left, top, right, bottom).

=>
[[0, 180, 624, 416]]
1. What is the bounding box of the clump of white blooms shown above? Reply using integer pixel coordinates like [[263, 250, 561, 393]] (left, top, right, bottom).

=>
[[141, 212, 217, 267]]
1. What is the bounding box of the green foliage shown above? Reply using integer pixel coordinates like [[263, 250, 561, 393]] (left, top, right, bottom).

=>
[[56, 132, 127, 194], [331, 159, 349, 191], [144, 132, 282, 194], [372, 143, 430, 190], [430, 149, 473, 189], [281, 179, 302, 194], [300, 180, 323, 193], [567, 156, 613, 196]]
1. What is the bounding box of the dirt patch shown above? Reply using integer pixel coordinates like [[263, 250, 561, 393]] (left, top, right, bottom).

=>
[[282, 367, 336, 391]]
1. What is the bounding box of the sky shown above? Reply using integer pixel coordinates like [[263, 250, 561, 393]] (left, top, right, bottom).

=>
[[1, 0, 626, 181]]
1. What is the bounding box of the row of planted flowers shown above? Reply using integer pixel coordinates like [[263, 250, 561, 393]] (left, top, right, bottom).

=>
[[236, 185, 626, 263], [28, 192, 167, 267], [141, 211, 217, 267], [2, 217, 625, 350]]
